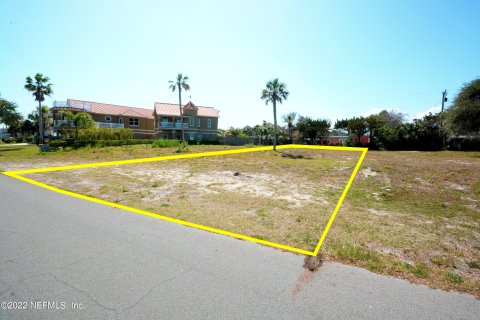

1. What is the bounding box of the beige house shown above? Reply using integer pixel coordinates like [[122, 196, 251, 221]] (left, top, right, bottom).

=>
[[50, 99, 220, 141], [154, 101, 220, 141], [51, 99, 156, 139]]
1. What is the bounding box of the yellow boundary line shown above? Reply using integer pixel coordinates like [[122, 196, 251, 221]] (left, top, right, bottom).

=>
[[2, 144, 367, 256]]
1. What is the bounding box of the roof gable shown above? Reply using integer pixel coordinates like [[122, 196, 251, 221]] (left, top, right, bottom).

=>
[[154, 102, 219, 118], [183, 101, 198, 111]]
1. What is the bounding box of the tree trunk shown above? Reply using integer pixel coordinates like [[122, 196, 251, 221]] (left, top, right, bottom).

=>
[[38, 101, 44, 144], [272, 100, 277, 151], [75, 126, 79, 144], [178, 87, 184, 142]]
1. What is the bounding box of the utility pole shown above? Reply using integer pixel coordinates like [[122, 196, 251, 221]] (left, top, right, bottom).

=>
[[440, 90, 447, 149]]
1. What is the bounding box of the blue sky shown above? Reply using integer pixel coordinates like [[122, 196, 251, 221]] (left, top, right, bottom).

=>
[[1, 0, 479, 129]]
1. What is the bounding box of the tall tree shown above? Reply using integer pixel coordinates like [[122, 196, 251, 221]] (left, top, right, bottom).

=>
[[24, 73, 53, 144], [0, 98, 23, 131], [296, 116, 330, 143], [261, 78, 289, 151], [282, 112, 297, 142], [335, 117, 368, 146], [366, 114, 380, 146], [168, 73, 190, 142], [347, 117, 368, 145], [447, 78, 480, 134], [58, 110, 95, 143], [377, 110, 406, 127]]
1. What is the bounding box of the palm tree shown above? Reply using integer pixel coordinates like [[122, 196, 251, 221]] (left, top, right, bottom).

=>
[[282, 112, 297, 142], [0, 99, 23, 132], [261, 78, 289, 150], [24, 73, 53, 144], [168, 73, 190, 142], [58, 110, 95, 143]]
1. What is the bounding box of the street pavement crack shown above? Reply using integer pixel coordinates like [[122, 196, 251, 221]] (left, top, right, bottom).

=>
[[49, 272, 120, 320], [121, 265, 196, 313]]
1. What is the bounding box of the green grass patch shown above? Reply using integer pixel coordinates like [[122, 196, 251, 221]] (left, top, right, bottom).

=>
[[151, 139, 180, 148], [445, 272, 464, 284]]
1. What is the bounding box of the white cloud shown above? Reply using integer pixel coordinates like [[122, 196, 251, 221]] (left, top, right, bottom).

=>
[[413, 105, 441, 120]]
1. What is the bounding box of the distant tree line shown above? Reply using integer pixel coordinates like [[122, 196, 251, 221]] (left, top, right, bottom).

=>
[[2, 75, 478, 151], [217, 114, 332, 145], [332, 78, 479, 150]]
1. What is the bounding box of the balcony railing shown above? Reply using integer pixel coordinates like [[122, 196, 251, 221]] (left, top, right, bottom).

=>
[[53, 101, 69, 108], [96, 122, 124, 129], [52, 100, 91, 111], [53, 120, 75, 127], [159, 122, 188, 129]]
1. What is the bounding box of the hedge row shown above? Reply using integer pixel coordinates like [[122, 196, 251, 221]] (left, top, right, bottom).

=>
[[77, 128, 134, 140], [49, 139, 153, 151]]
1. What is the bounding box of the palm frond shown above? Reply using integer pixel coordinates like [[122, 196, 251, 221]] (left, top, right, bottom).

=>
[[34, 73, 44, 83]]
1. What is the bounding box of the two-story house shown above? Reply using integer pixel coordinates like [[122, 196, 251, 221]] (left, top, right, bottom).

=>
[[154, 101, 220, 141], [51, 99, 156, 139]]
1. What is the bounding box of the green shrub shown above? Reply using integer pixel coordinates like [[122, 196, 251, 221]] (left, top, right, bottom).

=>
[[48, 139, 153, 151], [445, 272, 464, 284], [77, 128, 134, 141], [1, 137, 16, 143], [151, 139, 180, 148]]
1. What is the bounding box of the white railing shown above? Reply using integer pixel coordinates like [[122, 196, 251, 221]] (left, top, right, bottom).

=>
[[159, 122, 188, 129], [96, 122, 124, 129], [52, 100, 91, 111], [53, 101, 69, 108], [54, 120, 75, 127]]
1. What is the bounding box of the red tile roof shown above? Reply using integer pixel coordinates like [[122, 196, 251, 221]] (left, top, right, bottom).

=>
[[154, 102, 219, 118], [66, 99, 155, 119]]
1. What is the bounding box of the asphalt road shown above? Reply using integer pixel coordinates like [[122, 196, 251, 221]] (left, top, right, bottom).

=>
[[0, 174, 478, 319]]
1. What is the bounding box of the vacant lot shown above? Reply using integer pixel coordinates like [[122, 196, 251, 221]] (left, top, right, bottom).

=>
[[25, 148, 360, 252], [2, 145, 479, 296]]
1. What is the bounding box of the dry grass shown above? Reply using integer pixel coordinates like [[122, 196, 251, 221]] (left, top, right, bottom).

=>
[[26, 148, 359, 251], [3, 145, 480, 297], [326, 151, 480, 297]]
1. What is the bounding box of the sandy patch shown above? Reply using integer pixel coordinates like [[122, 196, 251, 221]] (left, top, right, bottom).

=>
[[362, 167, 377, 177]]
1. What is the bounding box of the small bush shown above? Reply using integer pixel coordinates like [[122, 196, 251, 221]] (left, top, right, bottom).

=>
[[176, 140, 189, 153], [151, 139, 180, 148], [1, 137, 15, 143]]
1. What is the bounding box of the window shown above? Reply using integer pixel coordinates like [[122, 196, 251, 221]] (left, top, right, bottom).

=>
[[119, 118, 123, 124], [189, 132, 195, 140], [105, 115, 112, 122], [198, 134, 202, 141], [190, 117, 194, 126], [197, 118, 201, 127], [129, 118, 139, 126], [207, 119, 212, 128]]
